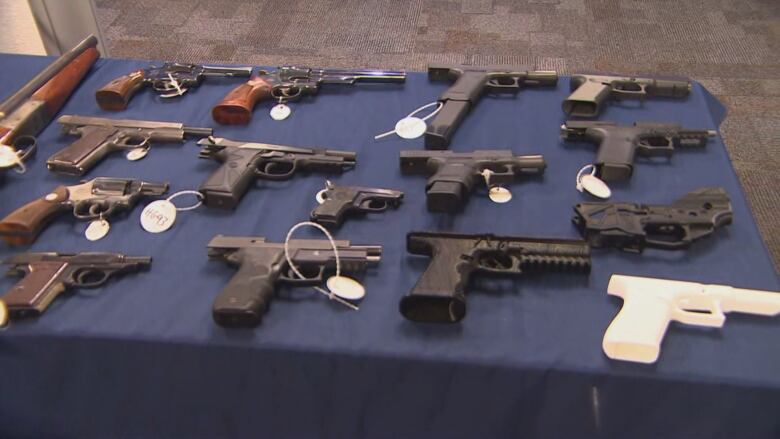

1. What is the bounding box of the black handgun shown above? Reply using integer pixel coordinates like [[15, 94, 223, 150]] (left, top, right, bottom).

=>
[[563, 74, 691, 117], [573, 187, 733, 252], [560, 120, 717, 181], [400, 232, 591, 323], [310, 180, 403, 228], [207, 235, 381, 327], [198, 136, 356, 209], [425, 65, 558, 149], [1, 252, 151, 322], [400, 149, 546, 213]]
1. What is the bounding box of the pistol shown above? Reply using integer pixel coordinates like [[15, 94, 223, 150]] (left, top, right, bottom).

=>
[[0, 177, 168, 245], [564, 74, 691, 117], [560, 120, 717, 181], [400, 232, 591, 323], [425, 65, 557, 149], [212, 66, 406, 125], [573, 187, 733, 252], [400, 149, 546, 212], [47, 115, 212, 175], [198, 136, 356, 209], [96, 63, 252, 111], [207, 235, 382, 327], [1, 252, 150, 320], [310, 180, 403, 228]]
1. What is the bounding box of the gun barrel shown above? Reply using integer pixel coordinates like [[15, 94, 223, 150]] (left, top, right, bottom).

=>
[[58, 115, 211, 134], [525, 70, 558, 86], [184, 126, 214, 137], [201, 66, 253, 76], [0, 35, 98, 118], [321, 68, 406, 82]]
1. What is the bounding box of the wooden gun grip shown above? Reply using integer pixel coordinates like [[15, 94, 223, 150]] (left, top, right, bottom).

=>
[[212, 77, 273, 125], [95, 70, 146, 111], [0, 186, 69, 245], [31, 47, 100, 117], [2, 261, 68, 317]]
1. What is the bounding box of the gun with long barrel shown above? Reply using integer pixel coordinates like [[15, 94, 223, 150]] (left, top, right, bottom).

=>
[[400, 232, 591, 323], [560, 120, 717, 181], [0, 35, 99, 172], [425, 65, 557, 149], [0, 252, 151, 323], [400, 149, 546, 213], [310, 180, 403, 228], [564, 74, 691, 117], [0, 177, 168, 245], [212, 66, 406, 125], [95, 63, 252, 110], [207, 235, 382, 327], [47, 115, 212, 175], [603, 274, 780, 364], [198, 136, 356, 209], [573, 188, 733, 252]]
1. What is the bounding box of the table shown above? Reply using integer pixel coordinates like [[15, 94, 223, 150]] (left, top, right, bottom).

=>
[[0, 54, 778, 439]]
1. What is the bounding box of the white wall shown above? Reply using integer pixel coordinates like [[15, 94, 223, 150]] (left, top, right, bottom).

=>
[[0, 0, 46, 55]]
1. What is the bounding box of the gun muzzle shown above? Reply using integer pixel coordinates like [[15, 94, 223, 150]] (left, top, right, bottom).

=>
[[525, 70, 558, 86], [184, 126, 214, 137], [137, 180, 169, 195]]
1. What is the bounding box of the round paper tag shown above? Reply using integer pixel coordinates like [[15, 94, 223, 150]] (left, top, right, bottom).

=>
[[395, 117, 427, 139], [140, 200, 177, 233], [0, 145, 21, 169], [488, 186, 513, 203], [326, 276, 365, 300], [0, 300, 8, 329], [270, 104, 292, 120], [580, 174, 612, 199], [85, 219, 110, 241], [126, 147, 149, 161]]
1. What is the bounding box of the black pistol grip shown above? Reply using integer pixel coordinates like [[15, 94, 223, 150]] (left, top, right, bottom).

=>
[[400, 235, 471, 323], [425, 100, 470, 150], [212, 258, 278, 328], [594, 131, 636, 181], [310, 199, 352, 228], [426, 163, 476, 213], [563, 79, 611, 117], [199, 148, 259, 209]]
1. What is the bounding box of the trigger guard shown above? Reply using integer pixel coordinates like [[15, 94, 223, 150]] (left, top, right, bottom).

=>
[[315, 189, 328, 204], [114, 135, 149, 149]]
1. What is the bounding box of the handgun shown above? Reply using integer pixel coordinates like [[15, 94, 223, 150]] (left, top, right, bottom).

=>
[[400, 149, 546, 212], [564, 74, 691, 117], [0, 177, 168, 245], [96, 63, 252, 111], [425, 65, 557, 149], [198, 136, 356, 209], [310, 180, 403, 228], [400, 232, 591, 323], [47, 115, 212, 175], [207, 235, 382, 327], [573, 187, 733, 252], [560, 120, 717, 181], [212, 66, 406, 125], [1, 251, 151, 321]]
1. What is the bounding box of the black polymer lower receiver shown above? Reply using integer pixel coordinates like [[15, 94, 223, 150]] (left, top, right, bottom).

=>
[[400, 232, 591, 323], [310, 181, 403, 228], [573, 187, 732, 252]]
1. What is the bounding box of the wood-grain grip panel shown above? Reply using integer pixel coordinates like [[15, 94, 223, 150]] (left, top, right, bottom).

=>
[[31, 47, 100, 117], [95, 70, 146, 111], [0, 186, 69, 245], [212, 77, 273, 125]]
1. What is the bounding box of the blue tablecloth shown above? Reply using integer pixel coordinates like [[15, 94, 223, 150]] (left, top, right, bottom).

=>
[[0, 54, 778, 439]]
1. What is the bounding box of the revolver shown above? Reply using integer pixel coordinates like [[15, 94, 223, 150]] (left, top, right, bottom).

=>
[[310, 180, 404, 228], [212, 66, 406, 125], [0, 177, 168, 245], [564, 74, 691, 117], [400, 149, 546, 213], [400, 232, 591, 323], [1, 252, 151, 322], [198, 136, 356, 209], [207, 235, 382, 327], [425, 65, 558, 149], [560, 120, 717, 181], [95, 62, 253, 111], [47, 115, 212, 175], [573, 187, 733, 252]]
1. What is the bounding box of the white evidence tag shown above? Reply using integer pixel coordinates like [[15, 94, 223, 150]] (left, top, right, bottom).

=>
[[139, 190, 203, 233], [85, 219, 110, 241], [488, 186, 513, 203], [270, 104, 292, 120], [326, 275, 366, 300], [126, 147, 149, 161], [0, 300, 8, 329], [0, 145, 25, 172], [374, 101, 443, 140], [576, 164, 612, 199]]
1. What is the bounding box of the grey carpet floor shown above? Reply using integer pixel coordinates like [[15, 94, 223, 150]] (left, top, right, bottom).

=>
[[94, 0, 779, 271]]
